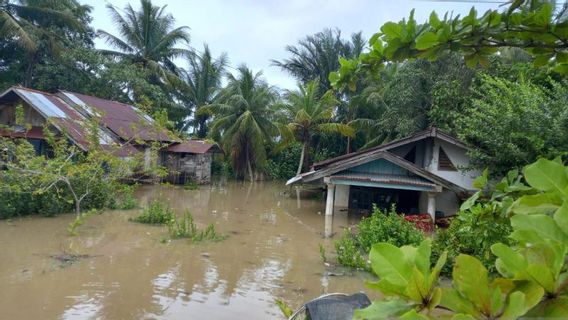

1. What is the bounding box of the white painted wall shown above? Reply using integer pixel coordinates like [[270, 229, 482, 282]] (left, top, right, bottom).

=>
[[419, 189, 460, 217], [426, 139, 481, 190], [334, 184, 350, 208]]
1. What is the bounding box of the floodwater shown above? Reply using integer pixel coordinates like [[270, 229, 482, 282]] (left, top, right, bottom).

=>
[[0, 180, 375, 320]]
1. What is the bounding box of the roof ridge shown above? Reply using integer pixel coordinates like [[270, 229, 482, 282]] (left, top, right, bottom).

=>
[[59, 90, 135, 109]]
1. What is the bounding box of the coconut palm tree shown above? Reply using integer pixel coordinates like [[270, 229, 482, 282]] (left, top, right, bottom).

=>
[[181, 44, 228, 136], [0, 0, 91, 85], [0, 0, 89, 52], [97, 0, 190, 82], [279, 80, 354, 175], [205, 66, 277, 181], [272, 28, 365, 92]]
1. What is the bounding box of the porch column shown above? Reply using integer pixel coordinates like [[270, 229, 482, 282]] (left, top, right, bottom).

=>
[[325, 182, 336, 216], [324, 213, 333, 238], [427, 192, 437, 223]]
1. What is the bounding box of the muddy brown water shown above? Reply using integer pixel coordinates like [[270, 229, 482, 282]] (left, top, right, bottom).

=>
[[0, 180, 377, 320]]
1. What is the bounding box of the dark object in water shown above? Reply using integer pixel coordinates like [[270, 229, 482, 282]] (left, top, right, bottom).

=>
[[289, 293, 371, 320]]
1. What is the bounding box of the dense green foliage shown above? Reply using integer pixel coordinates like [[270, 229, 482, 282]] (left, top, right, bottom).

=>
[[265, 143, 302, 180], [355, 158, 568, 319], [205, 66, 278, 180], [335, 205, 424, 269], [459, 75, 568, 174], [2, 0, 568, 179], [0, 120, 139, 218]]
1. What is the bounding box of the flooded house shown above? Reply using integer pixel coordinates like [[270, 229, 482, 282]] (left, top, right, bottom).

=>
[[287, 127, 480, 222], [57, 90, 219, 184], [0, 86, 134, 157], [0, 86, 218, 184]]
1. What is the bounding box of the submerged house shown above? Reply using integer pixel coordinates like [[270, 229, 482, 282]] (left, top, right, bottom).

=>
[[287, 127, 480, 222], [0, 86, 218, 184]]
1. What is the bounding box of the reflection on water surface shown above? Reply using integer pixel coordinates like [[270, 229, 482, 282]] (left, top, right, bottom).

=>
[[0, 180, 374, 319]]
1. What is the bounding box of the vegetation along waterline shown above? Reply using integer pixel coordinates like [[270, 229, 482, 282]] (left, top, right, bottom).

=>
[[2, 0, 568, 319]]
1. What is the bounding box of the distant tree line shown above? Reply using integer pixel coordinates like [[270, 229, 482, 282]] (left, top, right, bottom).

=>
[[2, 0, 567, 179]]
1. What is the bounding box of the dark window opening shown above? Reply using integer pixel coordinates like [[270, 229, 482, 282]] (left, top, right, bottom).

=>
[[438, 147, 457, 171]]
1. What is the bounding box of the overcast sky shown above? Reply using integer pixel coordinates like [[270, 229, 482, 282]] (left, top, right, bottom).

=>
[[83, 0, 500, 90]]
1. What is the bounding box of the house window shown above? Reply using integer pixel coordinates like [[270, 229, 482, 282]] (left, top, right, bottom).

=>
[[438, 147, 457, 171]]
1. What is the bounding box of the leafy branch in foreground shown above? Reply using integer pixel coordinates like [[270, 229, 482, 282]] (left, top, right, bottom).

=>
[[331, 1, 568, 91], [356, 158, 568, 319]]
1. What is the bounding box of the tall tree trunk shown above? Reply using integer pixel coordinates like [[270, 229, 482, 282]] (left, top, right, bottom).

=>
[[296, 141, 306, 176], [347, 137, 352, 154], [246, 143, 254, 182], [302, 136, 310, 173], [197, 115, 208, 138], [75, 199, 82, 218]]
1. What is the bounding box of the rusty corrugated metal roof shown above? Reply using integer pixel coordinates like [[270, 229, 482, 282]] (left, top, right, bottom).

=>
[[166, 140, 219, 154], [59, 91, 173, 143], [0, 126, 45, 139], [1, 87, 134, 155]]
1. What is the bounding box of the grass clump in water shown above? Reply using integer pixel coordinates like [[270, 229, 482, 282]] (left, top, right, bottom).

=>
[[130, 199, 174, 224], [167, 211, 226, 242], [183, 180, 199, 190]]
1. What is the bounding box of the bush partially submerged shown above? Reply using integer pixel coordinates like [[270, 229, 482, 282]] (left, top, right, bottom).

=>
[[432, 203, 513, 275], [335, 205, 424, 269], [167, 211, 226, 242], [131, 199, 174, 224]]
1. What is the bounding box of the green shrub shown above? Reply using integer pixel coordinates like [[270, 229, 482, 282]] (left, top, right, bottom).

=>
[[432, 203, 513, 275], [0, 171, 136, 218], [167, 211, 225, 242], [334, 205, 424, 269], [183, 180, 199, 190], [335, 230, 367, 268], [110, 184, 138, 210], [266, 143, 302, 180], [131, 199, 174, 224]]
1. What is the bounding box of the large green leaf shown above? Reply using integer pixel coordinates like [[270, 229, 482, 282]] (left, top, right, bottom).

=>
[[428, 251, 447, 289], [511, 192, 562, 215], [405, 268, 428, 302], [525, 296, 568, 317], [526, 264, 556, 293], [453, 255, 491, 314], [440, 288, 482, 317], [523, 158, 568, 196], [399, 309, 430, 319], [414, 239, 432, 277], [415, 32, 438, 50], [368, 243, 413, 286], [353, 299, 415, 320], [499, 291, 527, 319], [510, 214, 568, 245], [491, 243, 528, 277], [554, 201, 568, 235]]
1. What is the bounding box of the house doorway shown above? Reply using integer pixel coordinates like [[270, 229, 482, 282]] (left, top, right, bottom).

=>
[[348, 186, 420, 215]]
